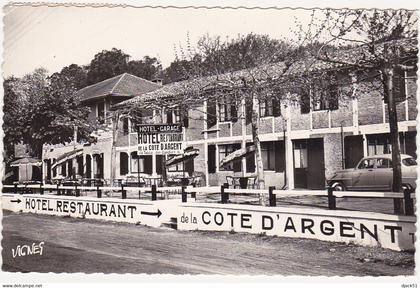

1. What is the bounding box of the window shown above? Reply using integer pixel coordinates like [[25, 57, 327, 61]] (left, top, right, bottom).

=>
[[261, 142, 276, 170], [219, 144, 241, 171], [403, 158, 417, 166], [218, 99, 237, 122], [312, 85, 339, 111], [368, 135, 392, 155], [97, 102, 105, 124], [259, 99, 281, 117], [376, 158, 392, 168], [357, 159, 375, 169], [293, 142, 308, 168], [130, 152, 152, 174], [167, 154, 184, 172], [122, 118, 129, 135], [166, 108, 181, 124]]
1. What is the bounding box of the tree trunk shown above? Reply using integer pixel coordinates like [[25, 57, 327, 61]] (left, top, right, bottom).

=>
[[250, 93, 265, 199], [383, 67, 403, 214], [110, 112, 120, 185]]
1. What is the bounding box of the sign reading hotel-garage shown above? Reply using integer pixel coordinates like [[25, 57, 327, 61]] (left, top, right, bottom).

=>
[[137, 124, 184, 155]]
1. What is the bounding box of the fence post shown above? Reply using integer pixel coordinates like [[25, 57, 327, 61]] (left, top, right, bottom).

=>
[[269, 186, 276, 207], [40, 183, 44, 195], [191, 183, 196, 199], [56, 184, 60, 195], [327, 186, 336, 210], [404, 187, 414, 216], [14, 183, 18, 194], [121, 184, 126, 199], [221, 183, 229, 204], [151, 184, 157, 201], [97, 184, 102, 198], [75, 184, 80, 197], [181, 186, 187, 203]]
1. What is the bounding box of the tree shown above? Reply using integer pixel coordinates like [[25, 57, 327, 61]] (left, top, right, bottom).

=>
[[292, 9, 417, 212], [86, 48, 130, 85], [51, 64, 88, 90], [4, 68, 96, 158], [3, 76, 25, 165], [128, 56, 162, 80]]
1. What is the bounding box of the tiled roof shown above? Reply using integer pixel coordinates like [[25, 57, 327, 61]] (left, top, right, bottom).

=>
[[76, 73, 161, 102], [113, 38, 417, 110]]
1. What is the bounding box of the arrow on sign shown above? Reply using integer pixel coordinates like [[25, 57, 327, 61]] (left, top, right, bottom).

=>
[[11, 199, 21, 203], [141, 209, 162, 218]]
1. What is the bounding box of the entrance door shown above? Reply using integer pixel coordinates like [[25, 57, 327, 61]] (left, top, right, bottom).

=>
[[307, 138, 326, 189], [293, 138, 326, 189], [293, 140, 308, 189], [344, 135, 363, 168]]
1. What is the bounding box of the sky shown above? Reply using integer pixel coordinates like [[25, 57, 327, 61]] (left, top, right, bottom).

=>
[[3, 5, 314, 77]]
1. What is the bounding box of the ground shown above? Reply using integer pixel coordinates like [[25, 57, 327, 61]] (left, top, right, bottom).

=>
[[1, 210, 414, 275]]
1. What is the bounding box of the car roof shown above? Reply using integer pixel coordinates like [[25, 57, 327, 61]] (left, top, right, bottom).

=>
[[362, 154, 413, 160]]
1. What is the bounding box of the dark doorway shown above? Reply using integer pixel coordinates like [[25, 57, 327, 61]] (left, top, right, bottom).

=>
[[293, 138, 326, 189], [307, 138, 325, 189], [120, 152, 129, 175], [344, 135, 364, 168], [85, 155, 92, 178], [45, 159, 52, 180]]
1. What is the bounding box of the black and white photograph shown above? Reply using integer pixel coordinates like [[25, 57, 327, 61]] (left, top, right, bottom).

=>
[[0, 0, 419, 286]]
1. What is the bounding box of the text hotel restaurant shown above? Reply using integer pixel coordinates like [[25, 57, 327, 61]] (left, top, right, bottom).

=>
[[42, 39, 417, 190]]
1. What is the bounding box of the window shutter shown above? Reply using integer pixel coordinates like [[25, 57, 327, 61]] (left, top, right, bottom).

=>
[[328, 85, 339, 110], [208, 145, 216, 173], [300, 89, 310, 114], [274, 141, 285, 172], [166, 110, 173, 124], [185, 158, 194, 175], [273, 98, 281, 117], [156, 155, 163, 175], [207, 100, 217, 128], [182, 110, 189, 128], [232, 144, 242, 172], [246, 101, 253, 125], [144, 155, 153, 174], [119, 153, 129, 175], [231, 103, 238, 122]]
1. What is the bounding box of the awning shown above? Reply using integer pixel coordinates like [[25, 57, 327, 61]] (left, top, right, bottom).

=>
[[51, 149, 83, 169], [166, 147, 199, 167], [10, 157, 42, 167], [220, 145, 255, 167]]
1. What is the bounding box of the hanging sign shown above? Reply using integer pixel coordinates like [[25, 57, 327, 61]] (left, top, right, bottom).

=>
[[137, 124, 185, 155]]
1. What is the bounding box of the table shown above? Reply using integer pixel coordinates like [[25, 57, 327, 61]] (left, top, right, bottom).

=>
[[144, 176, 163, 187]]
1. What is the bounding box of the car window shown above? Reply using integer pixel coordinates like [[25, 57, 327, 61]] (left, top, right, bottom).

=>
[[357, 159, 375, 169], [376, 158, 392, 168], [402, 158, 417, 166]]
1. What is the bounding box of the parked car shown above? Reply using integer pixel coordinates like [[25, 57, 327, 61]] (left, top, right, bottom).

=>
[[328, 154, 417, 191]]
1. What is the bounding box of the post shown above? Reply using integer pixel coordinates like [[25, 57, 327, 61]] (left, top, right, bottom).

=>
[[191, 183, 196, 199], [75, 184, 80, 197], [14, 183, 18, 194], [403, 187, 414, 216], [97, 184, 102, 198], [39, 183, 44, 195], [56, 184, 60, 195], [121, 184, 126, 199], [268, 186, 276, 207], [327, 186, 336, 210], [181, 186, 187, 203], [151, 184, 157, 201], [221, 183, 229, 204]]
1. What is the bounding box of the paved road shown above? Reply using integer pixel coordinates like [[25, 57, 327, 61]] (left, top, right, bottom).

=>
[[1, 210, 414, 275]]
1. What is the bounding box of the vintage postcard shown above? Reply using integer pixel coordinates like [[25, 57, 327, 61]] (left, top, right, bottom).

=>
[[1, 0, 419, 287]]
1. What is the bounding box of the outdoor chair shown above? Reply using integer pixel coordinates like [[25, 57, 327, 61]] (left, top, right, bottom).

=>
[[247, 177, 257, 189], [226, 176, 240, 188]]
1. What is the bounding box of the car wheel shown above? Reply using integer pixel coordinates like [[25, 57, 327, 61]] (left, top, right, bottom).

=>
[[331, 182, 345, 191]]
